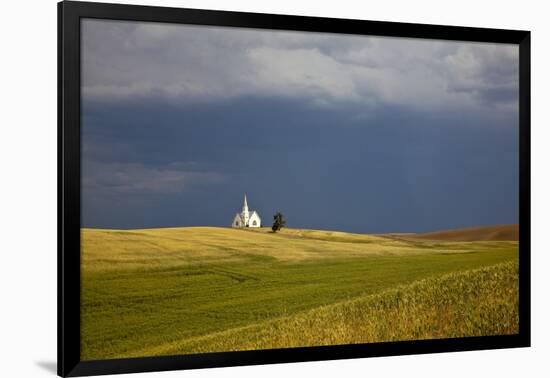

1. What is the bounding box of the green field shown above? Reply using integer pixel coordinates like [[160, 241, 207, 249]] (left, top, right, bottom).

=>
[[80, 226, 518, 360]]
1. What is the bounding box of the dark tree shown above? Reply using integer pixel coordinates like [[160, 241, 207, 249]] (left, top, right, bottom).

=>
[[271, 212, 286, 232]]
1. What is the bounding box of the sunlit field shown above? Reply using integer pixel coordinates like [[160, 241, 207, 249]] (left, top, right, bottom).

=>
[[80, 226, 518, 360]]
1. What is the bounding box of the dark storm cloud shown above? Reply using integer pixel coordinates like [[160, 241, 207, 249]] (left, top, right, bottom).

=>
[[80, 20, 519, 231], [82, 160, 223, 195], [81, 96, 518, 231]]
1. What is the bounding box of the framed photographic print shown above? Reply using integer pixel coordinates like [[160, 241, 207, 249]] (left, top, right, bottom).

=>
[[58, 1, 530, 376]]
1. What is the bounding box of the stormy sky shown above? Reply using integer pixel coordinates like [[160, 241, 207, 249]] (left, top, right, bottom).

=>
[[81, 19, 519, 233]]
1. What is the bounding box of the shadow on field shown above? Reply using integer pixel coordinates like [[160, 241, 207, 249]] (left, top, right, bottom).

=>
[[35, 361, 56, 374]]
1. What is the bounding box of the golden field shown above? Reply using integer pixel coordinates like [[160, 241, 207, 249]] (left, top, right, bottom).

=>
[[80, 226, 518, 360]]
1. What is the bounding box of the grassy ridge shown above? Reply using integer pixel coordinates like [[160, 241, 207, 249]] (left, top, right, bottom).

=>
[[81, 227, 514, 271], [401, 224, 519, 242], [80, 227, 518, 360], [139, 261, 518, 356]]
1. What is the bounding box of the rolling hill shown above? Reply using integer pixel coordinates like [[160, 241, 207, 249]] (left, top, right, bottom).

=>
[[80, 226, 519, 360], [401, 224, 519, 242]]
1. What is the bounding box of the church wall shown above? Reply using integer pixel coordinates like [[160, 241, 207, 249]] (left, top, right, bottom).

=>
[[249, 212, 261, 228], [232, 214, 242, 228]]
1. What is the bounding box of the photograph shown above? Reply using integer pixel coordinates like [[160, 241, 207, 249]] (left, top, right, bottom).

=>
[[79, 18, 520, 361]]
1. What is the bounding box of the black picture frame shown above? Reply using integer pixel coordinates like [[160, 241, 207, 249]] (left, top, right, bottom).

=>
[[58, 1, 531, 376]]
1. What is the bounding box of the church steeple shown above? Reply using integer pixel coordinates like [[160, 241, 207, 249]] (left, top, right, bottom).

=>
[[243, 194, 249, 213], [242, 194, 250, 225]]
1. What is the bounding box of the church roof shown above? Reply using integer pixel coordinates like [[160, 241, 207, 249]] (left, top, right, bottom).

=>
[[235, 210, 259, 217]]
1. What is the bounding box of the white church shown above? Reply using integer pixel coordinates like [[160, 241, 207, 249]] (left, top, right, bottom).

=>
[[232, 195, 262, 228]]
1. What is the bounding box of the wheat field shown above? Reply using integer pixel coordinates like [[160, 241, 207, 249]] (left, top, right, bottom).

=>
[[80, 226, 518, 360]]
